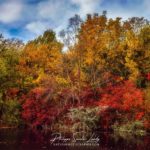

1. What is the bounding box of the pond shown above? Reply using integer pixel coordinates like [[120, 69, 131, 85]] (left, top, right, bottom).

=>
[[0, 128, 150, 150]]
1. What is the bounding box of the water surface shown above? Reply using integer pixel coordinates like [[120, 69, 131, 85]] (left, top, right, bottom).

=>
[[0, 128, 149, 150]]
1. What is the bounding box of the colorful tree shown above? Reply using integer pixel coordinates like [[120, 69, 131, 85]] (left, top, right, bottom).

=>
[[18, 30, 63, 89]]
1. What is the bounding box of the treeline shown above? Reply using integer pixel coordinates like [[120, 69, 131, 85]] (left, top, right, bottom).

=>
[[0, 12, 150, 134]]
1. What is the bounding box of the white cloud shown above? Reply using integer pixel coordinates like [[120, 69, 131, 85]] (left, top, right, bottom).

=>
[[99, 0, 150, 20], [71, 0, 101, 17], [25, 21, 50, 35], [0, 1, 23, 23], [38, 0, 63, 20], [35, 0, 102, 36], [26, 0, 75, 36]]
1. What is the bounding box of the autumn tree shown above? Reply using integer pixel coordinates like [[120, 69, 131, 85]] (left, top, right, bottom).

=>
[[123, 18, 149, 82], [74, 14, 150, 87], [18, 30, 63, 89], [0, 35, 23, 125], [59, 15, 84, 104], [0, 34, 23, 93]]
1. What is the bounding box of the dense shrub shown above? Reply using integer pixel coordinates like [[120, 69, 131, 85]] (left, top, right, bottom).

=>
[[0, 99, 21, 126], [21, 87, 68, 128], [98, 80, 145, 130], [68, 106, 100, 132], [112, 120, 146, 136]]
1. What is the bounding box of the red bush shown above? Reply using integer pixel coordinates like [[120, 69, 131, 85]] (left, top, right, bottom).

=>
[[21, 87, 66, 127], [98, 80, 145, 129], [98, 80, 144, 112]]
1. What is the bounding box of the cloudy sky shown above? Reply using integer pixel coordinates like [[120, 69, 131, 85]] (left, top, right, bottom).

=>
[[0, 0, 149, 42]]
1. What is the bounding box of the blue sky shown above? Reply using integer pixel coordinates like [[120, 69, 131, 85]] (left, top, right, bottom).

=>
[[0, 0, 149, 42]]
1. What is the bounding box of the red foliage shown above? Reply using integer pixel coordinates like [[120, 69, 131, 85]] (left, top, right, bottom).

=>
[[97, 80, 145, 129], [21, 80, 148, 130], [98, 80, 144, 112], [146, 73, 150, 81], [21, 87, 67, 127], [79, 86, 100, 106], [135, 112, 145, 120], [6, 88, 19, 99]]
